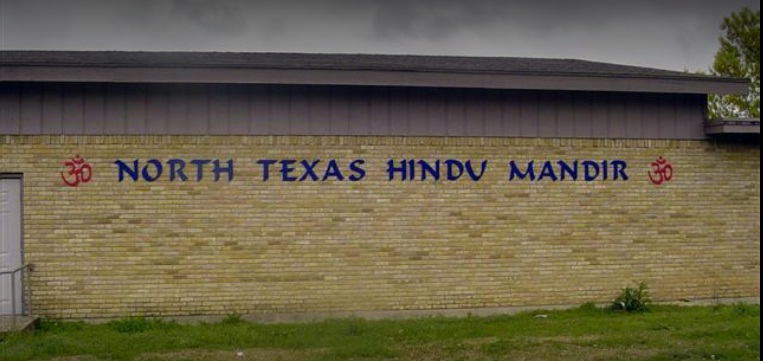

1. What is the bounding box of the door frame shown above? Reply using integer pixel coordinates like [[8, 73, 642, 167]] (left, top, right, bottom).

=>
[[0, 173, 24, 315]]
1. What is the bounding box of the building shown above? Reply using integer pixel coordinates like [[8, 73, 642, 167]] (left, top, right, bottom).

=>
[[0, 51, 759, 320]]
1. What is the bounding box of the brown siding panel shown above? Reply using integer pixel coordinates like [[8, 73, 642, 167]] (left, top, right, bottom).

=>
[[0, 86, 21, 134], [389, 88, 409, 136], [624, 96, 643, 139], [428, 89, 448, 136], [537, 92, 557, 137], [20, 84, 43, 134], [104, 85, 126, 134], [556, 92, 574, 138], [229, 85, 252, 134], [41, 84, 63, 134], [369, 88, 390, 136], [289, 88, 310, 135], [591, 94, 609, 138], [167, 86, 190, 135], [347, 87, 370, 136], [0, 83, 709, 139], [248, 86, 270, 134], [641, 94, 662, 139], [464, 89, 484, 137], [208, 85, 231, 135], [125, 85, 147, 135], [658, 95, 677, 139], [502, 91, 522, 136], [408, 88, 429, 135], [573, 93, 593, 138], [683, 95, 706, 139], [607, 94, 627, 139], [146, 86, 168, 134], [328, 88, 349, 134], [520, 92, 539, 137], [483, 90, 503, 136], [307, 87, 330, 135], [446, 89, 466, 136], [186, 87, 209, 134]]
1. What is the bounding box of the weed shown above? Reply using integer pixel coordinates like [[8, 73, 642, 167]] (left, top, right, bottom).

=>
[[106, 316, 178, 334], [732, 302, 759, 317], [611, 282, 651, 312], [221, 313, 245, 325]]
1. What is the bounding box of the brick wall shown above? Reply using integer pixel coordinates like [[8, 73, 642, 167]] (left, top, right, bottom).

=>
[[0, 135, 759, 318]]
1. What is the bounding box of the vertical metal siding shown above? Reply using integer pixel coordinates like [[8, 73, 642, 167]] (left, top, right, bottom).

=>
[[537, 92, 557, 138], [555, 93, 574, 138], [208, 85, 230, 135], [389, 88, 410, 136], [625, 96, 644, 138], [501, 91, 522, 136], [607, 94, 627, 139], [573, 93, 593, 138], [0, 83, 708, 139], [428, 89, 448, 136], [0, 86, 20, 134], [20, 84, 42, 134], [328, 87, 349, 134]]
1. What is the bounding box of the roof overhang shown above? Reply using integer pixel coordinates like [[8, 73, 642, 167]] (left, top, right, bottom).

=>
[[0, 51, 749, 95], [1, 64, 749, 95], [705, 119, 761, 135]]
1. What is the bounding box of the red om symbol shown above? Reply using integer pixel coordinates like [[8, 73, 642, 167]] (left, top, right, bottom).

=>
[[648, 156, 673, 186], [61, 155, 93, 187]]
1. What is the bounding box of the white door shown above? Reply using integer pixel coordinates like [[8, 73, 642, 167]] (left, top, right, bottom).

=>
[[0, 177, 22, 315]]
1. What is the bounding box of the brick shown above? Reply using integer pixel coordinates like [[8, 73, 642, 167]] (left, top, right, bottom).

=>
[[0, 135, 759, 318]]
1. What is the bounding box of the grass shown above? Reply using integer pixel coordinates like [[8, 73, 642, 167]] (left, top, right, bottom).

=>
[[0, 304, 759, 361]]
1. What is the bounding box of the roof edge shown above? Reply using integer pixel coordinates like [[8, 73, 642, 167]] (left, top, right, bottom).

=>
[[0, 51, 750, 95]]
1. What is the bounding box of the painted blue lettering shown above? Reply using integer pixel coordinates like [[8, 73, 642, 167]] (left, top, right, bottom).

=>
[[348, 159, 366, 182], [558, 160, 578, 181], [387, 159, 407, 181], [322, 160, 345, 181], [280, 160, 298, 182], [538, 161, 558, 181], [168, 159, 188, 182], [213, 159, 234, 182], [612, 160, 628, 180], [114, 159, 139, 182], [583, 160, 600, 181], [509, 161, 535, 181], [142, 159, 163, 182], [465, 160, 488, 181], [299, 159, 321, 181], [190, 159, 211, 181], [257, 159, 278, 181], [419, 160, 440, 181], [445, 159, 464, 181]]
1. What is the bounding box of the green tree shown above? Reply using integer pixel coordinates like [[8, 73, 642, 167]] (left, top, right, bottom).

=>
[[708, 7, 760, 119]]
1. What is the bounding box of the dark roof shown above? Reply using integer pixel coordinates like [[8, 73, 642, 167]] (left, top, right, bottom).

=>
[[0, 51, 748, 95], [705, 118, 761, 135]]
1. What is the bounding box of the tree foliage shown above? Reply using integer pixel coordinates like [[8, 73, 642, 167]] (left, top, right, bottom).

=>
[[709, 7, 760, 119]]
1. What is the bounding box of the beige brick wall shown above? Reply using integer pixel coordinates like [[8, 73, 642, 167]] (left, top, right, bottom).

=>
[[0, 135, 759, 319]]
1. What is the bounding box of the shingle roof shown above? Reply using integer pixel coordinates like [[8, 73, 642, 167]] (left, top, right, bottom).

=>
[[0, 51, 748, 95], [0, 51, 723, 79]]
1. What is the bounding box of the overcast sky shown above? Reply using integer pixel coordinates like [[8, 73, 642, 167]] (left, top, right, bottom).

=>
[[0, 0, 759, 71]]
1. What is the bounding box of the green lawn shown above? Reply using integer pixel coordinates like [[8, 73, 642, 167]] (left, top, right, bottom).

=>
[[0, 304, 759, 361]]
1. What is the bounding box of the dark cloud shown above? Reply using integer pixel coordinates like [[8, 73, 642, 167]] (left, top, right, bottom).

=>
[[0, 0, 759, 71], [169, 0, 247, 35], [368, 0, 758, 40]]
